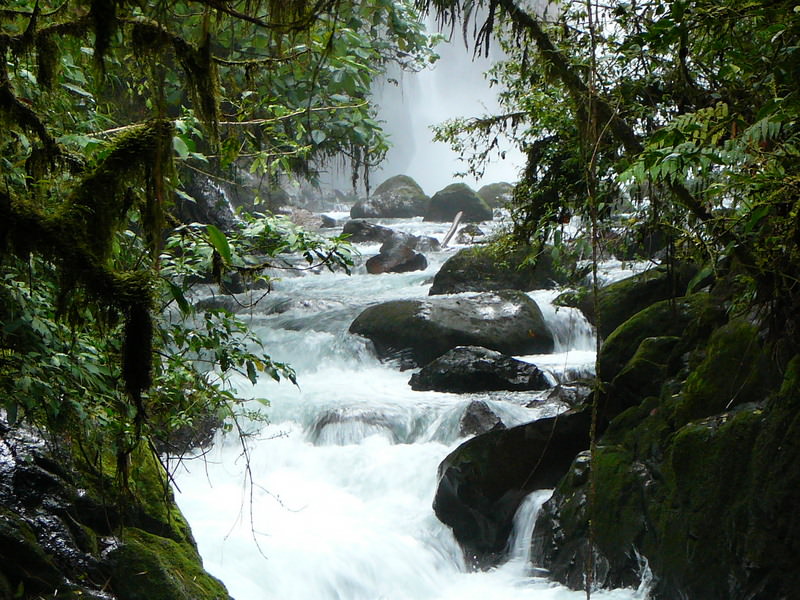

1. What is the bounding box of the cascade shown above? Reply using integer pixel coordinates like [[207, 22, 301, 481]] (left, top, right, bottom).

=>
[[173, 217, 650, 600]]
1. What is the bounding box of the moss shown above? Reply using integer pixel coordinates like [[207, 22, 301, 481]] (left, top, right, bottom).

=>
[[581, 264, 699, 339], [108, 527, 228, 600], [598, 293, 711, 384], [676, 320, 774, 423], [610, 336, 680, 412], [655, 407, 765, 593]]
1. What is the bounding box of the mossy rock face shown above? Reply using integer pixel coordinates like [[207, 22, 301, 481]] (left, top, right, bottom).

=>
[[675, 319, 774, 424], [0, 418, 232, 600], [424, 183, 492, 223], [107, 527, 228, 600], [531, 346, 800, 599], [350, 174, 430, 218], [597, 293, 712, 385], [476, 182, 514, 208], [429, 245, 569, 295], [349, 290, 554, 367], [609, 335, 680, 413], [581, 264, 699, 339]]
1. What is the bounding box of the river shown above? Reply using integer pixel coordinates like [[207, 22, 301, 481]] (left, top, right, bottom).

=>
[[173, 216, 651, 600]]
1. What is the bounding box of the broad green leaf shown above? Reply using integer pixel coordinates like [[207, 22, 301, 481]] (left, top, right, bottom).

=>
[[206, 224, 233, 264]]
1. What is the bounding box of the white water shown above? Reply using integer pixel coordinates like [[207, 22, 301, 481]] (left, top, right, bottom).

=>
[[173, 219, 648, 600]]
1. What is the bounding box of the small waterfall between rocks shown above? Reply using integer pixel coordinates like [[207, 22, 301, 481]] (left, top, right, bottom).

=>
[[173, 217, 649, 600]]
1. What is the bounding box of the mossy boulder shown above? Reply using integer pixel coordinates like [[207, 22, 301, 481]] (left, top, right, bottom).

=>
[[433, 408, 593, 567], [424, 183, 493, 223], [429, 245, 569, 295], [350, 174, 430, 218], [0, 418, 231, 600], [531, 333, 800, 599], [675, 319, 775, 424], [476, 182, 514, 208], [597, 293, 712, 386], [107, 527, 228, 600], [349, 290, 554, 368], [579, 264, 699, 339]]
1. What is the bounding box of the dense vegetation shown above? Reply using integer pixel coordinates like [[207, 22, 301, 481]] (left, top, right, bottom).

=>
[[429, 0, 800, 345], [0, 0, 437, 475], [2, 0, 800, 597]]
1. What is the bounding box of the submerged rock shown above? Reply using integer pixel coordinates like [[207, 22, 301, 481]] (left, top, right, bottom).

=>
[[349, 290, 554, 368], [409, 346, 549, 393], [459, 400, 506, 437], [424, 183, 493, 223]]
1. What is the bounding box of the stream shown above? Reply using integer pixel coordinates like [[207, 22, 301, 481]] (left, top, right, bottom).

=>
[[173, 216, 650, 600]]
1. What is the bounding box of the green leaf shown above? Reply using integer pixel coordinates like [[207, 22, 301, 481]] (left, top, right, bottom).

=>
[[311, 130, 327, 144], [206, 224, 233, 264], [173, 135, 190, 159]]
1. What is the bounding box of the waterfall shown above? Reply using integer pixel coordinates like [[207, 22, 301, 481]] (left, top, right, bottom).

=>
[[173, 217, 647, 600]]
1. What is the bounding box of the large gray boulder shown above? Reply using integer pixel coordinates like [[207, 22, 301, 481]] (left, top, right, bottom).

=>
[[350, 175, 430, 218], [409, 346, 550, 392], [424, 183, 493, 223], [349, 290, 554, 367]]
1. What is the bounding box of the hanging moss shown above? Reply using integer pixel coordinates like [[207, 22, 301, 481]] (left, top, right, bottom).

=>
[[130, 19, 220, 144]]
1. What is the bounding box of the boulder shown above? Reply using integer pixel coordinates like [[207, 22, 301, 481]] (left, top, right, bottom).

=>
[[433, 408, 593, 567], [409, 346, 549, 392], [342, 220, 440, 251], [577, 264, 700, 339], [366, 236, 428, 274], [455, 223, 486, 244], [476, 182, 514, 208], [429, 245, 569, 295], [349, 290, 554, 368], [459, 400, 506, 437], [0, 419, 230, 600], [350, 175, 430, 218], [424, 183, 493, 223], [532, 352, 798, 600], [342, 219, 396, 243], [174, 172, 238, 232]]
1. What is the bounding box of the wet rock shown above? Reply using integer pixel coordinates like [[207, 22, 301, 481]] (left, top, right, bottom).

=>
[[459, 400, 506, 437], [349, 290, 554, 368], [432, 408, 593, 567], [429, 245, 569, 295], [409, 346, 549, 393], [531, 382, 593, 409], [342, 220, 399, 244], [174, 172, 238, 232], [575, 263, 700, 339], [0, 418, 231, 600], [350, 175, 430, 218], [424, 183, 493, 223], [366, 239, 428, 274], [455, 223, 485, 244]]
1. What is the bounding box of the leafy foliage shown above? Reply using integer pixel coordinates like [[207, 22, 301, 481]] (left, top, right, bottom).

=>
[[423, 0, 800, 345], [0, 0, 429, 478]]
